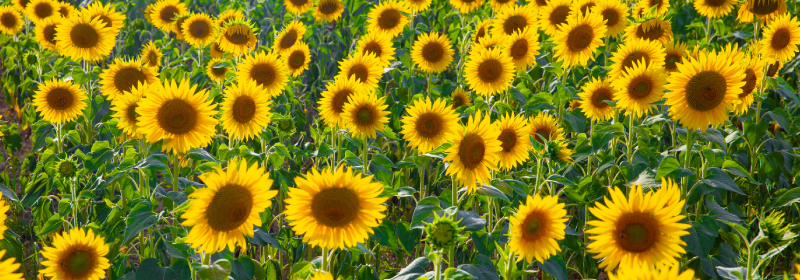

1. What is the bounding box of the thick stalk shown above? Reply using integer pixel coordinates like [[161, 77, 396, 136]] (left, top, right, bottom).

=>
[[682, 129, 695, 199], [627, 116, 635, 164], [173, 152, 181, 192], [362, 138, 369, 175], [322, 247, 329, 271]]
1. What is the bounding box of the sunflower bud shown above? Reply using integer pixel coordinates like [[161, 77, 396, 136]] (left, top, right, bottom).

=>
[[761, 212, 790, 246], [424, 213, 466, 250]]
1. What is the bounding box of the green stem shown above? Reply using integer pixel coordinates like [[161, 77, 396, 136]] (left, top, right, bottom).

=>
[[173, 152, 181, 191], [627, 116, 635, 164], [322, 247, 329, 271], [362, 138, 369, 175], [682, 129, 694, 199]]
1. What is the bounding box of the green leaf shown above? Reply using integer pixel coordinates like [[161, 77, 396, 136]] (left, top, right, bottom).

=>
[[264, 260, 281, 280], [37, 214, 63, 236], [545, 175, 575, 186], [231, 256, 255, 280], [396, 222, 421, 254], [702, 167, 744, 195], [540, 255, 568, 280], [249, 227, 285, 252], [411, 196, 442, 228], [124, 211, 157, 244], [187, 148, 222, 163], [476, 185, 510, 201], [656, 156, 694, 180], [195, 259, 232, 280], [389, 257, 431, 280], [0, 182, 18, 201], [458, 255, 498, 280], [767, 187, 800, 210], [444, 268, 475, 280]]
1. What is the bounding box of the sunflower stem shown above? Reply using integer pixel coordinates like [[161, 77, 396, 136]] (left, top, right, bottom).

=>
[[682, 129, 694, 199], [362, 137, 370, 175], [322, 247, 329, 271], [626, 115, 635, 164], [173, 152, 181, 193]]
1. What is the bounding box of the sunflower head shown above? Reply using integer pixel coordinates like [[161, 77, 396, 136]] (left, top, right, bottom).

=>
[[528, 113, 564, 147], [335, 51, 385, 89], [626, 18, 673, 44], [35, 15, 61, 51], [578, 77, 615, 121], [40, 228, 111, 280], [25, 0, 57, 24], [610, 39, 666, 78], [733, 54, 764, 115], [472, 19, 492, 45], [553, 11, 607, 68], [761, 212, 790, 246], [341, 93, 390, 139], [412, 32, 455, 73], [401, 98, 460, 153], [314, 0, 344, 23], [424, 212, 466, 250], [759, 14, 800, 62], [544, 140, 573, 163], [148, 0, 187, 33], [182, 13, 217, 47], [220, 80, 273, 141], [0, 249, 24, 280], [693, 0, 736, 18], [504, 27, 541, 71], [451, 87, 472, 109], [111, 82, 150, 139], [56, 157, 78, 178], [238, 51, 289, 98], [55, 11, 116, 61], [612, 59, 667, 118], [737, 0, 787, 23], [318, 75, 366, 127], [508, 195, 568, 263], [285, 0, 314, 14], [206, 58, 230, 83], [139, 41, 163, 68], [0, 6, 24, 36], [356, 31, 396, 67], [538, 0, 573, 36], [596, 0, 630, 37], [81, 1, 126, 31], [33, 78, 88, 124], [449, 0, 484, 14], [495, 113, 533, 170], [443, 112, 502, 193], [663, 40, 688, 72], [99, 58, 159, 100], [215, 19, 258, 56], [283, 41, 312, 77], [492, 4, 536, 36], [368, 0, 410, 37], [277, 118, 295, 132], [215, 9, 244, 27], [407, 0, 433, 13], [275, 20, 307, 53], [464, 47, 516, 97]]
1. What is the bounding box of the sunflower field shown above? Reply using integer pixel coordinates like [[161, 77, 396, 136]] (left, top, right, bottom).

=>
[[1, 0, 800, 279]]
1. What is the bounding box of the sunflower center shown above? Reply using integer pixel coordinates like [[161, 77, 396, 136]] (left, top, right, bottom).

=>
[[422, 42, 445, 63], [279, 30, 298, 49], [114, 68, 148, 94], [290, 0, 309, 5], [1, 13, 18, 28], [635, 23, 664, 41], [378, 9, 401, 30], [58, 6, 70, 17], [462, 0, 477, 3], [250, 63, 277, 87], [61, 249, 94, 278], [521, 213, 545, 242], [355, 106, 374, 126], [224, 28, 251, 45], [70, 23, 100, 48], [147, 52, 159, 66], [567, 25, 594, 51], [549, 6, 571, 27], [532, 128, 551, 144], [664, 53, 681, 71], [510, 39, 529, 59], [601, 9, 619, 26], [629, 75, 653, 99], [474, 27, 486, 43], [211, 65, 228, 76], [536, 0, 548, 6], [43, 24, 57, 44], [189, 20, 210, 39], [332, 89, 353, 113], [685, 71, 727, 112], [453, 95, 465, 107], [156, 99, 197, 135], [232, 96, 256, 123], [206, 184, 254, 232], [212, 42, 225, 53], [34, 2, 52, 19], [580, 3, 596, 14], [457, 133, 486, 169], [704, 0, 727, 7], [766, 61, 780, 77], [498, 129, 517, 152], [415, 112, 443, 138], [311, 187, 361, 228], [591, 88, 612, 108], [175, 17, 188, 35], [503, 15, 527, 35], [97, 15, 112, 28], [770, 28, 791, 50], [318, 1, 339, 14], [348, 64, 370, 83], [649, 0, 662, 8], [477, 59, 503, 83], [739, 68, 757, 98], [288, 51, 306, 69], [621, 52, 650, 73], [159, 5, 179, 22], [46, 88, 74, 111], [363, 42, 383, 57], [615, 212, 658, 253], [18, 0, 29, 9], [750, 0, 778, 15], [126, 104, 138, 123]]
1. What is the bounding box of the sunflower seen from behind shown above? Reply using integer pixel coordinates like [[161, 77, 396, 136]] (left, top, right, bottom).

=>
[[508, 195, 567, 263], [503, 27, 540, 71], [596, 0, 629, 37], [182, 13, 216, 47], [0, 6, 24, 35], [35, 16, 61, 51], [319, 76, 365, 127], [368, 0, 410, 37], [664, 50, 744, 132], [760, 13, 800, 63], [111, 82, 150, 139], [609, 39, 666, 78], [216, 20, 258, 57], [136, 79, 218, 154], [341, 93, 390, 139], [356, 31, 396, 68], [25, 0, 56, 25], [612, 60, 667, 118], [538, 0, 572, 36], [444, 112, 502, 193], [283, 41, 311, 77], [99, 58, 158, 101], [33, 78, 88, 124], [147, 0, 187, 33], [81, 1, 125, 32], [0, 250, 23, 280], [274, 20, 306, 53], [449, 0, 484, 14], [238, 51, 288, 98], [733, 54, 764, 115], [285, 0, 314, 15], [401, 98, 460, 153], [314, 0, 344, 23], [40, 228, 110, 280], [578, 77, 616, 121], [285, 166, 388, 250], [626, 18, 673, 44], [55, 12, 116, 61], [220, 81, 273, 141], [693, 0, 736, 18], [464, 47, 515, 97], [412, 32, 455, 73], [182, 158, 277, 254], [336, 52, 384, 89], [586, 179, 691, 270], [495, 113, 532, 170], [491, 4, 536, 37], [553, 11, 607, 68]]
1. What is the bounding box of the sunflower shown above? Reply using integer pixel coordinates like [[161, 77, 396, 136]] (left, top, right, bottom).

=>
[[596, 0, 630, 37], [586, 180, 691, 270], [495, 113, 532, 170], [368, 0, 410, 37], [664, 50, 745, 132], [443, 112, 502, 193], [472, 19, 492, 45], [464, 47, 516, 97], [33, 79, 87, 124], [451, 87, 472, 108], [182, 13, 216, 47], [221, 81, 273, 141], [610, 266, 698, 280], [341, 93, 390, 139], [285, 0, 314, 15], [313, 0, 344, 23], [449, 0, 484, 14], [631, 4, 647, 19], [206, 58, 230, 83], [40, 228, 110, 280], [663, 40, 687, 72], [424, 213, 466, 249], [474, 33, 505, 52], [765, 58, 783, 77], [147, 0, 187, 33], [626, 18, 673, 44], [57, 2, 74, 18], [0, 199, 9, 237], [610, 39, 666, 78], [99, 58, 158, 100], [612, 60, 667, 118], [0, 6, 24, 35], [335, 52, 385, 89], [25, 0, 56, 25], [172, 13, 190, 41], [55, 12, 116, 61], [356, 31, 396, 67], [215, 9, 244, 28], [12, 0, 29, 12], [136, 79, 218, 154], [503, 28, 540, 71], [238, 51, 289, 98], [488, 0, 513, 11], [412, 32, 455, 73], [491, 4, 537, 37], [528, 113, 564, 146], [578, 77, 616, 121], [573, 0, 598, 14], [285, 166, 388, 250], [215, 20, 258, 56], [0, 250, 23, 280], [210, 41, 225, 58], [546, 140, 573, 163], [34, 16, 61, 51], [732, 54, 764, 115], [736, 0, 787, 23], [529, 0, 550, 10], [318, 76, 365, 126], [274, 20, 306, 53], [407, 0, 433, 13], [283, 41, 311, 77], [508, 195, 567, 263], [636, 0, 669, 16], [760, 14, 800, 62], [139, 41, 162, 69], [569, 99, 582, 111], [401, 98, 460, 153], [553, 11, 607, 68], [538, 0, 573, 36], [111, 82, 149, 139], [81, 1, 125, 32], [693, 0, 735, 18]]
